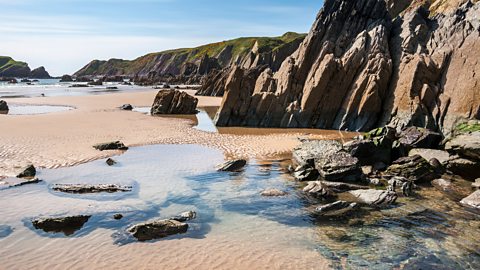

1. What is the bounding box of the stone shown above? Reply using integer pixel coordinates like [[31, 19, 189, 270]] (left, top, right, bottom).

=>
[[432, 178, 471, 201], [30, 66, 51, 79], [51, 184, 132, 194], [260, 188, 287, 197], [349, 189, 398, 206], [344, 138, 392, 166], [120, 104, 133, 110], [216, 159, 247, 172], [445, 132, 480, 161], [315, 201, 359, 216], [385, 155, 436, 182], [59, 74, 73, 82], [128, 219, 188, 241], [446, 156, 480, 180], [0, 177, 42, 190], [0, 100, 8, 112], [16, 164, 36, 179], [93, 141, 128, 151], [472, 179, 480, 190], [170, 211, 197, 222], [460, 190, 480, 210], [303, 181, 333, 199], [293, 165, 319, 182], [397, 127, 442, 151], [113, 214, 123, 220], [32, 215, 91, 235], [408, 148, 451, 164], [150, 90, 198, 115], [106, 158, 117, 166]]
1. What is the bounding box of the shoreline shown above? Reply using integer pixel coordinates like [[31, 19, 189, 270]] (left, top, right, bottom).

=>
[[0, 89, 357, 176]]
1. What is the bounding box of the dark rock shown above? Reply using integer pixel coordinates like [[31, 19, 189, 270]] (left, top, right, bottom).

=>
[[106, 158, 117, 166], [472, 179, 480, 190], [408, 148, 451, 164], [445, 156, 480, 180], [293, 165, 319, 182], [260, 188, 287, 197], [445, 132, 480, 161], [69, 84, 88, 88], [16, 164, 36, 179], [385, 155, 436, 182], [303, 181, 333, 199], [30, 66, 51, 79], [106, 86, 118, 90], [460, 190, 480, 210], [397, 127, 442, 151], [169, 211, 197, 222], [344, 127, 395, 165], [93, 141, 128, 151], [0, 100, 9, 112], [113, 214, 123, 220], [349, 189, 398, 206], [88, 80, 103, 86], [150, 90, 198, 115], [216, 159, 247, 172], [51, 184, 132, 194], [0, 177, 42, 189], [315, 201, 359, 216], [32, 215, 91, 235], [163, 84, 171, 89], [60, 74, 73, 82], [128, 219, 188, 241], [120, 104, 133, 110]]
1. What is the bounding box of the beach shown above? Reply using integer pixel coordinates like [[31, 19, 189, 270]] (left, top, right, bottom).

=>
[[0, 89, 355, 176]]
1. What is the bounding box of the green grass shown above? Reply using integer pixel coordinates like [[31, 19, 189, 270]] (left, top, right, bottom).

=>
[[455, 122, 480, 133], [0, 56, 29, 76]]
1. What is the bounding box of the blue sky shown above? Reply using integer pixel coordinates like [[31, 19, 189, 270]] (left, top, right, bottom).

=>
[[1, 0, 323, 75]]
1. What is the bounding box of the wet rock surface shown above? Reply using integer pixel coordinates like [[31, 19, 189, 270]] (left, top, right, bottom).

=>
[[51, 184, 133, 194], [32, 215, 91, 236], [150, 90, 198, 115], [128, 219, 188, 241], [260, 188, 288, 197], [315, 201, 358, 216], [385, 155, 436, 182], [93, 141, 128, 151], [460, 190, 480, 210], [349, 189, 398, 206], [303, 181, 333, 200], [216, 159, 247, 172], [120, 104, 133, 110]]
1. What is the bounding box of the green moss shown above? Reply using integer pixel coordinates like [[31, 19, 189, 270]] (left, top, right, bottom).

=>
[[455, 122, 480, 133]]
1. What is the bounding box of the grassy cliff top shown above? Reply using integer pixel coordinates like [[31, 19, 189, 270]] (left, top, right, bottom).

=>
[[75, 32, 306, 76], [0, 56, 29, 74]]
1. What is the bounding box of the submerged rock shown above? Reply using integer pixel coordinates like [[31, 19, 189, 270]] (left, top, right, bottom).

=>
[[93, 141, 128, 151], [319, 181, 370, 193], [32, 215, 91, 235], [16, 164, 36, 179], [0, 100, 8, 112], [51, 184, 132, 194], [150, 90, 198, 115], [385, 155, 436, 182], [120, 104, 133, 110], [349, 189, 397, 206], [460, 190, 480, 210], [170, 211, 197, 222], [315, 201, 359, 216], [260, 188, 288, 197], [216, 159, 247, 172], [128, 219, 188, 241]]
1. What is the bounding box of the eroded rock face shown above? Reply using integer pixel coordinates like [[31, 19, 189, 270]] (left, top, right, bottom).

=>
[[128, 219, 188, 241], [151, 90, 198, 115], [385, 155, 436, 181], [214, 0, 480, 133]]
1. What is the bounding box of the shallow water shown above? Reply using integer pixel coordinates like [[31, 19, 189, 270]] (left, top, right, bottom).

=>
[[3, 104, 74, 115], [0, 144, 479, 269]]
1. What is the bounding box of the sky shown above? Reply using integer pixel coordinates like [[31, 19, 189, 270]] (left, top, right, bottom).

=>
[[1, 0, 323, 76]]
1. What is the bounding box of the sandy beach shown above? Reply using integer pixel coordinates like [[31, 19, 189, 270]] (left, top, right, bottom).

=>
[[0, 89, 355, 176]]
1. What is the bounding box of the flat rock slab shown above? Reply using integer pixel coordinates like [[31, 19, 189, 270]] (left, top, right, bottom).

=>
[[315, 201, 358, 216], [51, 184, 133, 194], [445, 132, 480, 161], [260, 188, 288, 197], [409, 148, 451, 164], [460, 190, 480, 210], [0, 177, 41, 190], [349, 189, 397, 206], [216, 159, 247, 172], [32, 215, 91, 236], [128, 219, 188, 241], [93, 141, 128, 151], [386, 155, 436, 182]]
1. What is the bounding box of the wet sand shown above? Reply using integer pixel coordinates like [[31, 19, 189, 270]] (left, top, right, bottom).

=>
[[0, 89, 356, 176]]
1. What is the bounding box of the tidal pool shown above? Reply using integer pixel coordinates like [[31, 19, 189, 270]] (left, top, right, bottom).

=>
[[2, 104, 74, 115], [0, 144, 478, 269]]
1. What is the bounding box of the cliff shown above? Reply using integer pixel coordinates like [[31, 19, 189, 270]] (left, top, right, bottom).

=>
[[74, 32, 306, 82], [0, 56, 51, 78], [215, 0, 480, 134]]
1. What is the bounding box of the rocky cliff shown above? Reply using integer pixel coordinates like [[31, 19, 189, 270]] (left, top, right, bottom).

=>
[[0, 56, 51, 78], [74, 32, 305, 84], [215, 0, 480, 134]]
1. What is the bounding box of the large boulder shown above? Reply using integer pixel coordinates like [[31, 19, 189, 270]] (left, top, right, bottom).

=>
[[150, 90, 198, 115], [445, 132, 480, 161], [460, 190, 480, 210], [385, 155, 436, 182], [348, 189, 398, 206], [32, 215, 91, 235], [128, 219, 188, 241], [0, 100, 8, 112]]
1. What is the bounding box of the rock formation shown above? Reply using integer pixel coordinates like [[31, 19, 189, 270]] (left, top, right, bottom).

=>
[[150, 90, 198, 115], [30, 66, 51, 79], [215, 0, 480, 134], [0, 56, 51, 78]]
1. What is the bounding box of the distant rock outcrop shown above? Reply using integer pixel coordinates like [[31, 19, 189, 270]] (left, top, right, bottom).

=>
[[30, 66, 51, 79], [0, 56, 52, 78], [214, 0, 480, 134]]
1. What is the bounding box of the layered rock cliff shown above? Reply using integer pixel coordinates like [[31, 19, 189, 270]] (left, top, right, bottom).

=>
[[74, 32, 305, 85], [0, 56, 51, 78], [215, 0, 480, 134]]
